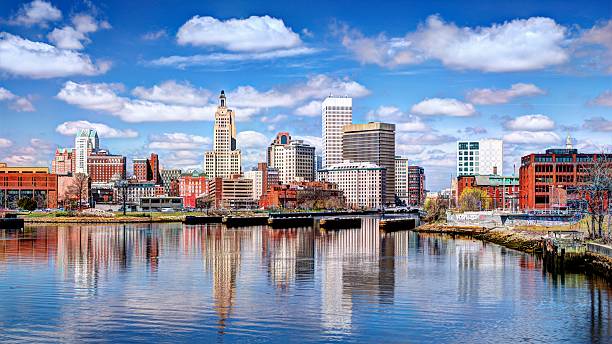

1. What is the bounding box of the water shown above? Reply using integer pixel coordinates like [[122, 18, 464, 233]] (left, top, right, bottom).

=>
[[0, 218, 610, 343]]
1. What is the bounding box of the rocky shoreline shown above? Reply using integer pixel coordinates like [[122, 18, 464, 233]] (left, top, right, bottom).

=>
[[415, 223, 612, 281]]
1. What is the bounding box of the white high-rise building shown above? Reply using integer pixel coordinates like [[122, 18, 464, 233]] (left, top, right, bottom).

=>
[[322, 96, 352, 168], [395, 156, 409, 204], [267, 132, 315, 184], [317, 161, 385, 209], [74, 129, 99, 175], [456, 139, 503, 176], [204, 90, 242, 178]]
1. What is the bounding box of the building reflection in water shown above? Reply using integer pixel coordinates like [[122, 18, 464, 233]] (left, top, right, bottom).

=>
[[262, 227, 314, 291]]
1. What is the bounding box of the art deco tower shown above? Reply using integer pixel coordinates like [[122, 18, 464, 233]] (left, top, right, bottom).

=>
[[204, 91, 242, 178]]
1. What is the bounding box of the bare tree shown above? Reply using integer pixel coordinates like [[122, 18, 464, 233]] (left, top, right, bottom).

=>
[[66, 173, 89, 211], [581, 154, 612, 241], [458, 188, 490, 212]]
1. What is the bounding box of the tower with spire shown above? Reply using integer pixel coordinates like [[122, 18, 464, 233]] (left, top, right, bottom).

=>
[[203, 90, 241, 178]]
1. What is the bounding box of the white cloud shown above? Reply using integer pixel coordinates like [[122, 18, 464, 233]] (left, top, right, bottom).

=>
[[177, 15, 302, 52], [398, 132, 456, 145], [591, 90, 612, 107], [237, 130, 269, 168], [148, 132, 211, 150], [368, 106, 429, 132], [9, 0, 61, 27], [467, 83, 545, 105], [583, 117, 612, 132], [504, 114, 555, 131], [150, 47, 317, 67], [142, 29, 167, 41], [294, 135, 322, 154], [295, 100, 321, 116], [503, 131, 561, 144], [340, 15, 569, 72], [260, 114, 288, 123], [411, 98, 475, 117], [0, 32, 110, 78], [47, 14, 110, 50], [0, 138, 13, 148], [132, 80, 211, 106], [56, 120, 138, 138], [47, 26, 88, 49], [580, 20, 612, 73], [0, 86, 35, 112]]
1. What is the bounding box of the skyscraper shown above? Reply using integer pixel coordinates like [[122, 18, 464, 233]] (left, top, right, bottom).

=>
[[204, 91, 242, 178], [267, 132, 315, 184], [395, 156, 409, 205], [456, 139, 503, 176], [342, 122, 396, 206], [322, 96, 352, 168], [74, 129, 99, 175]]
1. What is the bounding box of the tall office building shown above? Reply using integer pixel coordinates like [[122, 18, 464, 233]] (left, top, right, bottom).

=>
[[322, 96, 352, 168], [74, 129, 99, 174], [204, 91, 241, 178], [342, 122, 395, 206], [395, 156, 409, 205], [407, 165, 426, 207], [267, 132, 315, 184], [317, 161, 385, 209], [457, 139, 503, 176]]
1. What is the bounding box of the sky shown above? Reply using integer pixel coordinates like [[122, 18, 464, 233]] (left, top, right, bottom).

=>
[[0, 0, 611, 191]]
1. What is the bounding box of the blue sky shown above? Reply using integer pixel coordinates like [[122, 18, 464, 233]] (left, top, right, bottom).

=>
[[0, 0, 611, 191]]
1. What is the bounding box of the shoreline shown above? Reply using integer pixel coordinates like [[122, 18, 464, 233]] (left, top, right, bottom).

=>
[[415, 223, 612, 281]]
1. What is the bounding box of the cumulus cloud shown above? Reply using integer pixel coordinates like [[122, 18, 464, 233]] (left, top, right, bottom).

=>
[[0, 138, 13, 148], [503, 131, 561, 144], [411, 98, 475, 117], [295, 100, 321, 116], [177, 15, 302, 52], [583, 117, 612, 132], [132, 80, 211, 106], [57, 75, 367, 122], [9, 0, 61, 27], [47, 14, 111, 50], [398, 132, 457, 145], [368, 106, 429, 132], [579, 20, 612, 73], [56, 120, 138, 138], [0, 86, 35, 112], [340, 15, 569, 72], [237, 130, 269, 168], [294, 135, 322, 154], [467, 83, 545, 105], [590, 90, 612, 107], [148, 132, 211, 150], [0, 33, 110, 78], [464, 127, 487, 135], [504, 114, 555, 131]]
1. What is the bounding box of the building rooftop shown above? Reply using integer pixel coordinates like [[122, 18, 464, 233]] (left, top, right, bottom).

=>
[[320, 161, 384, 171]]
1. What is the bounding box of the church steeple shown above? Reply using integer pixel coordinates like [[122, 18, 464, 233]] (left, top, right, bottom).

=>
[[219, 90, 226, 107]]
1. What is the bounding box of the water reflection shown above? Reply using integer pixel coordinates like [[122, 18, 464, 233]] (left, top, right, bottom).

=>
[[0, 219, 610, 343]]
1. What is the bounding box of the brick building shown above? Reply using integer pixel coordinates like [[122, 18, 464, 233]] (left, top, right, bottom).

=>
[[0, 163, 58, 209], [259, 181, 344, 209], [519, 147, 612, 210], [407, 166, 426, 207], [457, 175, 519, 210], [179, 172, 208, 208], [51, 148, 74, 175], [133, 153, 161, 183], [87, 150, 126, 183], [207, 175, 255, 209]]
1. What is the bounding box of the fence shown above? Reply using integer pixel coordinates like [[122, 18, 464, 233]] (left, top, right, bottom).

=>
[[587, 243, 612, 258]]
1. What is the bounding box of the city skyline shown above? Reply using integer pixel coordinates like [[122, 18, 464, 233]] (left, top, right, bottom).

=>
[[0, 1, 611, 191]]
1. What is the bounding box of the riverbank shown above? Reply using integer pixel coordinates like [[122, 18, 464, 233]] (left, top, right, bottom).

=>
[[416, 223, 612, 281]]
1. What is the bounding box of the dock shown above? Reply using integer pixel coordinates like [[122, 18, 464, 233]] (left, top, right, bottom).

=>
[[223, 216, 269, 227], [268, 216, 314, 228], [380, 218, 418, 233], [183, 216, 223, 225], [319, 217, 361, 230]]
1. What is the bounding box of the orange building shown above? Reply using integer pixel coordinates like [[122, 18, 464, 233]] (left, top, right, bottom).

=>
[[519, 148, 612, 210], [0, 163, 58, 209]]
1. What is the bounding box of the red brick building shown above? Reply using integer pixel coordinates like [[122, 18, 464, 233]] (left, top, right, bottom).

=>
[[0, 163, 58, 209], [407, 165, 426, 207], [149, 153, 160, 184], [457, 175, 519, 210], [179, 172, 208, 208], [51, 148, 74, 175], [519, 148, 612, 210], [259, 181, 344, 209], [87, 150, 126, 183], [133, 153, 160, 183]]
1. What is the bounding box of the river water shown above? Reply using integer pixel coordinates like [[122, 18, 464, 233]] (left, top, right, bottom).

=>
[[0, 218, 610, 343]]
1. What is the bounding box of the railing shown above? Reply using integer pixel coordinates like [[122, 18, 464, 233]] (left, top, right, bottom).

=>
[[587, 243, 612, 258]]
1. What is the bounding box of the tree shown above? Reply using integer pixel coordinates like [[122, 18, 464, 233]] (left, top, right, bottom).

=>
[[580, 155, 612, 240], [66, 173, 89, 211], [424, 196, 448, 223], [17, 197, 37, 211], [169, 179, 180, 197], [458, 188, 490, 212]]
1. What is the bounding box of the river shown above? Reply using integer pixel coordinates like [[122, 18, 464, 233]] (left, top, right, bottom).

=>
[[0, 218, 610, 343]]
